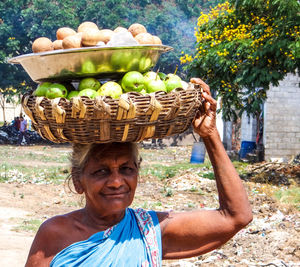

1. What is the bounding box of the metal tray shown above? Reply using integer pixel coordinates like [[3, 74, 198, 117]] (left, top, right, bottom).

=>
[[8, 45, 173, 82]]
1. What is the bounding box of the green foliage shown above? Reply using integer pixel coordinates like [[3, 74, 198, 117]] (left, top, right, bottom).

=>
[[183, 0, 300, 120]]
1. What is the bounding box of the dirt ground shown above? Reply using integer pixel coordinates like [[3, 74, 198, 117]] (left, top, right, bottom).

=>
[[0, 146, 299, 266]]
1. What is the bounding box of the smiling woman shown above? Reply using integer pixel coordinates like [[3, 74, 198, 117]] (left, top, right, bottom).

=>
[[25, 78, 252, 267]]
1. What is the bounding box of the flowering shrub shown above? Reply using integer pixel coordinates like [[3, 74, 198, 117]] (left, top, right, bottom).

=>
[[182, 0, 300, 120]]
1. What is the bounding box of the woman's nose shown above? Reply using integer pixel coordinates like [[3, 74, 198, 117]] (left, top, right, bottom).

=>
[[106, 169, 124, 188]]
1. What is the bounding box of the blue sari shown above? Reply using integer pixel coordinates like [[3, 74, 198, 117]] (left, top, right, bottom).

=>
[[50, 208, 162, 267]]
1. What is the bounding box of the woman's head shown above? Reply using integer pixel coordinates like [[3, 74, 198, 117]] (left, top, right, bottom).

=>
[[70, 142, 141, 215]]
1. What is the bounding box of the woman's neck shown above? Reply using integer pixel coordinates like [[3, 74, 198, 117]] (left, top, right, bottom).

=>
[[80, 207, 126, 231]]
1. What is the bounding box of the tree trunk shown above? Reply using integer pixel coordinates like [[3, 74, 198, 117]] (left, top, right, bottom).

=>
[[0, 96, 6, 123]]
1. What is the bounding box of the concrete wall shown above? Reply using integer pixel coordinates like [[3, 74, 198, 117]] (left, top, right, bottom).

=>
[[264, 73, 300, 161], [0, 103, 22, 123], [241, 112, 257, 142]]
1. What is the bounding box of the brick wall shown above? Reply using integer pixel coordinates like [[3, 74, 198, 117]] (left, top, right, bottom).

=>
[[264, 73, 300, 161]]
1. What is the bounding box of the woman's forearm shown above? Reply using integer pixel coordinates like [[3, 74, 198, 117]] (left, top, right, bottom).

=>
[[203, 130, 252, 227]]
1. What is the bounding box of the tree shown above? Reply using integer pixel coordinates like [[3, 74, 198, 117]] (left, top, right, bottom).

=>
[[0, 0, 82, 100], [182, 0, 300, 121]]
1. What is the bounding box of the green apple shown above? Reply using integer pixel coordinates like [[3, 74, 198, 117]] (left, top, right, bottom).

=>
[[158, 72, 167, 80], [139, 57, 153, 72], [78, 77, 101, 91], [165, 73, 182, 82], [81, 60, 96, 74], [67, 90, 79, 100], [143, 71, 160, 82], [78, 88, 97, 99], [97, 81, 123, 99], [111, 51, 132, 71], [121, 71, 145, 92], [97, 63, 113, 73], [33, 82, 52, 96], [181, 80, 189, 90], [45, 83, 68, 99], [127, 57, 140, 71], [164, 78, 182, 92], [145, 79, 166, 93]]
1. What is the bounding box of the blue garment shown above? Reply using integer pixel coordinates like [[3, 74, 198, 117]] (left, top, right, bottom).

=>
[[50, 208, 162, 267]]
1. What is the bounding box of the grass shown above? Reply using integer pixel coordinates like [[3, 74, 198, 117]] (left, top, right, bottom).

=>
[[12, 219, 42, 233], [274, 187, 300, 210]]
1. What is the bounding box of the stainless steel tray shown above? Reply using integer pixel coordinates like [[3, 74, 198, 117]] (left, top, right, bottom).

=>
[[8, 45, 173, 82]]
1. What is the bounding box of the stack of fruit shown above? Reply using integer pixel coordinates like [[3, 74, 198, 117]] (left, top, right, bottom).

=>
[[32, 22, 162, 53], [33, 71, 189, 100]]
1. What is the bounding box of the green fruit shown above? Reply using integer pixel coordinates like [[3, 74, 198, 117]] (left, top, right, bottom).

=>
[[164, 79, 182, 92], [97, 63, 113, 73], [139, 57, 153, 72], [67, 90, 79, 100], [45, 83, 68, 99], [33, 82, 52, 96], [97, 81, 123, 99], [111, 51, 133, 71], [78, 88, 97, 99], [127, 57, 140, 71], [121, 71, 145, 92], [81, 60, 96, 74], [181, 81, 189, 90], [158, 72, 167, 80], [143, 71, 160, 82], [165, 73, 181, 82], [145, 79, 166, 93], [78, 77, 101, 91]]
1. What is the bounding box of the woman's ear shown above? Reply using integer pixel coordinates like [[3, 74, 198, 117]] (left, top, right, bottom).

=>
[[72, 167, 84, 194]]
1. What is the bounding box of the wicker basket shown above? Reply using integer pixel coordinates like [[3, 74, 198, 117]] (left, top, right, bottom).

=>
[[22, 84, 202, 144]]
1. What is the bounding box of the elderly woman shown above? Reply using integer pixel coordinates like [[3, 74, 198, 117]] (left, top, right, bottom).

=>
[[25, 78, 252, 266]]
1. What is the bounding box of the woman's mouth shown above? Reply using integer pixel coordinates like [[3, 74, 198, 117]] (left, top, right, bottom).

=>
[[101, 191, 129, 198]]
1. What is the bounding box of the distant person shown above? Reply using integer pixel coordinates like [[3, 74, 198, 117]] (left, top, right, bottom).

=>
[[12, 116, 20, 131], [28, 119, 32, 131], [18, 116, 29, 145]]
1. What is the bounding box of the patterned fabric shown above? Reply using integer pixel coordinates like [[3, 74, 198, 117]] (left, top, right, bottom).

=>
[[50, 208, 162, 267], [134, 208, 160, 267]]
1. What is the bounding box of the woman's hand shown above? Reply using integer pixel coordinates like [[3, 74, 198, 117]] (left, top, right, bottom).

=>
[[191, 78, 217, 138]]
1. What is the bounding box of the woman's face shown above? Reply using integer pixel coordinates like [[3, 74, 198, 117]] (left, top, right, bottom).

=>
[[79, 145, 138, 217]]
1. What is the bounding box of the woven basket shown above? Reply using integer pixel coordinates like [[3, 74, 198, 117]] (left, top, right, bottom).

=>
[[22, 83, 202, 144]]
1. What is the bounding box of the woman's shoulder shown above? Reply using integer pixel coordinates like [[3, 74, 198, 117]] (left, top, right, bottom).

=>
[[39, 210, 81, 236], [30, 211, 83, 255]]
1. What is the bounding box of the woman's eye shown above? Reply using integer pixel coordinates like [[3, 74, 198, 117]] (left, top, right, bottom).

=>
[[120, 166, 136, 175], [93, 168, 109, 176]]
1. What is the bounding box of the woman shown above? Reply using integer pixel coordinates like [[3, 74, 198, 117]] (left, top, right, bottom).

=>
[[25, 78, 252, 266]]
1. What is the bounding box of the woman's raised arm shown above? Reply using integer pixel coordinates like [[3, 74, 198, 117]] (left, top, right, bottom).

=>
[[158, 78, 252, 259]]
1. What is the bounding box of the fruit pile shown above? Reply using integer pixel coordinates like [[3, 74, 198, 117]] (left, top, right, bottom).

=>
[[32, 22, 162, 53], [33, 71, 188, 100]]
